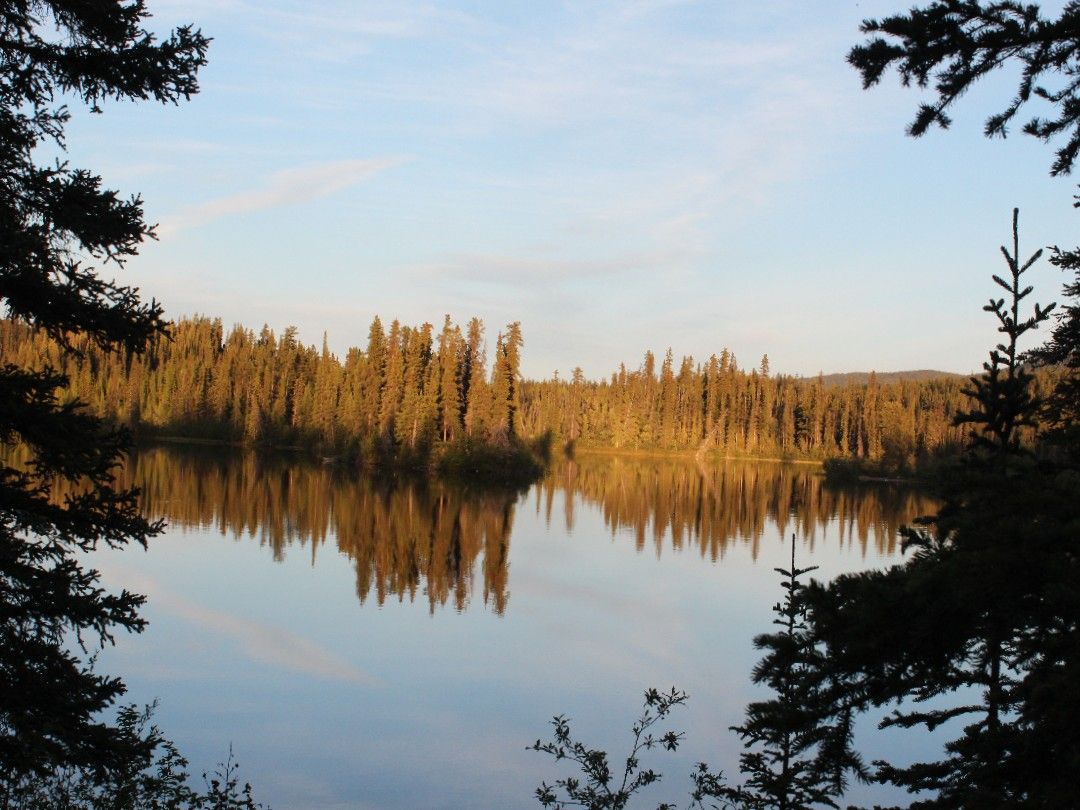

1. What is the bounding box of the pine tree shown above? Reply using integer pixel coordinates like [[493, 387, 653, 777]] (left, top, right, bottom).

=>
[[569, 366, 585, 443], [488, 330, 508, 439], [395, 322, 433, 451], [658, 349, 677, 449], [312, 333, 341, 446], [502, 321, 524, 437]]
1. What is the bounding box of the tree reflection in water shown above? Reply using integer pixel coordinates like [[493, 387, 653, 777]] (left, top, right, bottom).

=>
[[541, 455, 937, 561], [55, 446, 937, 614]]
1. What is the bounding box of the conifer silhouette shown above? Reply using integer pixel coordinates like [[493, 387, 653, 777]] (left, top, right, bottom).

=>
[[726, 535, 865, 810]]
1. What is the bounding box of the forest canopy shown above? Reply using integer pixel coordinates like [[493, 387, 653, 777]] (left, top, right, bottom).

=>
[[0, 313, 1016, 473]]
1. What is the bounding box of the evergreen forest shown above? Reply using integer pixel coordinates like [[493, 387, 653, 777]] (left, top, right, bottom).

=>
[[4, 313, 1053, 475]]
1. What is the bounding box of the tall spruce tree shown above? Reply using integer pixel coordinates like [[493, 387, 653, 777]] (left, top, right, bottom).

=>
[[0, 0, 208, 784], [850, 0, 1080, 464], [725, 535, 865, 810], [804, 214, 1079, 806], [954, 210, 1054, 465]]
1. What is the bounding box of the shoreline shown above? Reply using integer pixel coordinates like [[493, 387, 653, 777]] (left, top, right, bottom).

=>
[[134, 434, 934, 484], [571, 445, 825, 466]]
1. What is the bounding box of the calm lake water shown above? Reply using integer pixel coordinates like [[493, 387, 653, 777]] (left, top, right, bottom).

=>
[[89, 446, 939, 809]]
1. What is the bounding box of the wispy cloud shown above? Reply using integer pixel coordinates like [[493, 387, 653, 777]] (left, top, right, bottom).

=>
[[110, 570, 380, 685], [402, 248, 694, 287], [158, 157, 404, 237], [126, 2, 929, 377], [153, 0, 485, 66]]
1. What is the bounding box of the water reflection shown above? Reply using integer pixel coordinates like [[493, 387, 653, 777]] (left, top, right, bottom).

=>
[[129, 446, 516, 614], [109, 446, 938, 614], [541, 455, 937, 560]]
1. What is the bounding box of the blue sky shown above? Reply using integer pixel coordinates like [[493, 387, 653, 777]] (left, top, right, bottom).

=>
[[65, 0, 1077, 379]]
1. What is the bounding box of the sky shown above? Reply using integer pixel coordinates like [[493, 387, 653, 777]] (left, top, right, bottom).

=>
[[62, 0, 1078, 380]]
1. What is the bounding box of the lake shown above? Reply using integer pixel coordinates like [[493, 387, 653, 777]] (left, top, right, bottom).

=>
[[89, 445, 939, 809]]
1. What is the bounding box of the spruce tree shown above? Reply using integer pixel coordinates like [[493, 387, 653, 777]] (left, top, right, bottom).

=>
[[954, 210, 1054, 465], [805, 212, 1078, 806], [360, 316, 387, 436], [463, 318, 489, 437], [502, 321, 524, 437], [726, 535, 865, 810], [378, 320, 405, 447], [0, 0, 208, 784], [849, 1, 1080, 175], [437, 316, 463, 442]]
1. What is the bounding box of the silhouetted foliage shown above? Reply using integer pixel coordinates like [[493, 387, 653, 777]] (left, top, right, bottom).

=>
[[850, 0, 1080, 463], [1026, 196, 1080, 459], [530, 687, 729, 810], [804, 213, 1080, 806], [725, 536, 866, 810], [953, 209, 1055, 464], [849, 1, 1080, 175], [200, 747, 264, 810], [527, 540, 869, 809], [0, 703, 266, 808], [0, 0, 209, 791]]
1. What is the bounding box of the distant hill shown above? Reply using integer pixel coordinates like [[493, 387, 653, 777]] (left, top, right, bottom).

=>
[[809, 370, 967, 388]]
